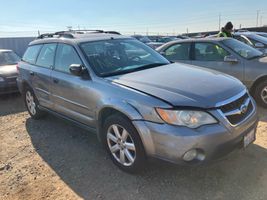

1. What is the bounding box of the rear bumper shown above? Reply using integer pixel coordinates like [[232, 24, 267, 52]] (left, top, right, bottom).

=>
[[133, 104, 258, 165]]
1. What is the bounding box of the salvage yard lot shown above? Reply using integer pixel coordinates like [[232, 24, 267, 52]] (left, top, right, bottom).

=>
[[0, 94, 267, 200]]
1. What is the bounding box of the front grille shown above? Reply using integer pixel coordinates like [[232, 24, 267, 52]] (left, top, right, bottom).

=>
[[219, 93, 253, 125]]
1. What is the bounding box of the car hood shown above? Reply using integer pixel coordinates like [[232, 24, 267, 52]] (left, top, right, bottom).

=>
[[0, 64, 17, 77], [107, 63, 245, 108]]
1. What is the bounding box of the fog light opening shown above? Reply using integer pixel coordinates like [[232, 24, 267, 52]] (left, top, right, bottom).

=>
[[183, 149, 205, 162], [183, 149, 198, 162]]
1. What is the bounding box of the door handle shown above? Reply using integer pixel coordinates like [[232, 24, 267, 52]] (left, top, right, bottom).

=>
[[53, 79, 59, 84], [30, 71, 34, 76]]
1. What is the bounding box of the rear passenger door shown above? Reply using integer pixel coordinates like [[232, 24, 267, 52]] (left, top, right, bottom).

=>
[[30, 43, 56, 109], [50, 43, 95, 126], [162, 42, 192, 64], [191, 42, 244, 80]]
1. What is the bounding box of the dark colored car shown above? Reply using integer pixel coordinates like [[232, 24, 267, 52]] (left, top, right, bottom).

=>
[[0, 49, 21, 94]]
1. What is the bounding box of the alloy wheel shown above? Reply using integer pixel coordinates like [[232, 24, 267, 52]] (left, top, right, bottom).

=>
[[26, 91, 36, 115], [261, 86, 267, 104], [107, 124, 136, 166]]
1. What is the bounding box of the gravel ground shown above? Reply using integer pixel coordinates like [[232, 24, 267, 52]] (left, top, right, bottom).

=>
[[0, 94, 267, 200]]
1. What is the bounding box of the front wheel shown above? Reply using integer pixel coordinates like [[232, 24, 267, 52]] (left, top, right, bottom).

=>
[[24, 88, 45, 119], [103, 114, 146, 173], [254, 80, 267, 108]]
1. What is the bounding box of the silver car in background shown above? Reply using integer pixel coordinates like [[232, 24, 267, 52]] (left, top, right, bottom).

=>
[[234, 32, 267, 53], [0, 49, 20, 94], [17, 31, 258, 173], [157, 38, 267, 107]]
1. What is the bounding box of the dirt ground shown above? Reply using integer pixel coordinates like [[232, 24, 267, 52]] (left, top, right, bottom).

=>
[[0, 94, 267, 200]]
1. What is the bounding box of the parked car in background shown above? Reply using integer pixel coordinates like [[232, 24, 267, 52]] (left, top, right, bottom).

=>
[[156, 36, 177, 43], [234, 32, 267, 53], [17, 30, 258, 173], [257, 32, 267, 38], [0, 49, 21, 94], [157, 38, 267, 107], [131, 35, 163, 49], [176, 35, 190, 39]]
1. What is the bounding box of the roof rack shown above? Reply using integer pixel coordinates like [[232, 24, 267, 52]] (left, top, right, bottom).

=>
[[36, 30, 121, 39]]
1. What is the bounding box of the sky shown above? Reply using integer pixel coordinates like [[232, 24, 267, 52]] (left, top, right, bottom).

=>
[[0, 0, 266, 37]]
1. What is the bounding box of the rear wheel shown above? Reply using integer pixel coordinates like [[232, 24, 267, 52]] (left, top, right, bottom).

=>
[[103, 114, 146, 173], [24, 88, 45, 119], [254, 80, 267, 108]]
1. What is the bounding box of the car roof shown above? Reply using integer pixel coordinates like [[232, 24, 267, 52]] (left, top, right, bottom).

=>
[[164, 37, 229, 44], [29, 32, 132, 46]]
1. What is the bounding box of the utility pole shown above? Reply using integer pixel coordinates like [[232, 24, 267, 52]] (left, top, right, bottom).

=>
[[256, 10, 260, 27], [219, 13, 221, 31], [260, 16, 263, 27]]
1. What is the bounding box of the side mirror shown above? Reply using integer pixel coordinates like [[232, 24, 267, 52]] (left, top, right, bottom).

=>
[[255, 42, 264, 48], [69, 64, 84, 76], [224, 55, 238, 63]]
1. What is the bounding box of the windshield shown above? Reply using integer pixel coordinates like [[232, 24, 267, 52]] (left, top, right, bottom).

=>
[[222, 39, 263, 59], [80, 39, 169, 77], [0, 51, 20, 66]]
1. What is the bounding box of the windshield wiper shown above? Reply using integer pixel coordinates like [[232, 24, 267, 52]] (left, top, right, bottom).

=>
[[101, 63, 169, 77]]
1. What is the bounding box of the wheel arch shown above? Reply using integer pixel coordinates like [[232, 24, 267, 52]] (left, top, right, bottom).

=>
[[250, 75, 267, 95], [96, 103, 143, 142]]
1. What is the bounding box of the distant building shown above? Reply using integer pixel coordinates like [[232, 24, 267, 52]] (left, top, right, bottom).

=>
[[0, 37, 35, 57]]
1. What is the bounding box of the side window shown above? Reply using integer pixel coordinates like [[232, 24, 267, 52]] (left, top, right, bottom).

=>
[[164, 43, 190, 61], [194, 43, 229, 61], [54, 44, 82, 73], [36, 44, 57, 68], [22, 45, 43, 64]]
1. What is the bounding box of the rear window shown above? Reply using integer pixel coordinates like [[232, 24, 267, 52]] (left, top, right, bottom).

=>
[[22, 45, 43, 64]]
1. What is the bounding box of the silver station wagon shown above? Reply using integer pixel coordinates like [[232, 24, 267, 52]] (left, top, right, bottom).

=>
[[17, 30, 258, 173]]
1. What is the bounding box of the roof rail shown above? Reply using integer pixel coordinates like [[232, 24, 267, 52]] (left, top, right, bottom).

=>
[[37, 32, 74, 39], [36, 30, 121, 39]]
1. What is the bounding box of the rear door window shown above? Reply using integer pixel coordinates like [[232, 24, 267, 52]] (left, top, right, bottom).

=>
[[36, 43, 57, 68], [22, 45, 43, 64], [164, 43, 191, 61]]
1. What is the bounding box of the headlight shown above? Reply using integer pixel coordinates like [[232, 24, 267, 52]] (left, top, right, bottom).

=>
[[156, 108, 217, 128], [0, 77, 4, 82]]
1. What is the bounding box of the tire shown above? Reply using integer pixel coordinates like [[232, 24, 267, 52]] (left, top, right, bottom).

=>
[[102, 114, 146, 173], [24, 87, 45, 119], [254, 80, 267, 108]]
